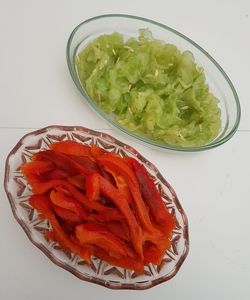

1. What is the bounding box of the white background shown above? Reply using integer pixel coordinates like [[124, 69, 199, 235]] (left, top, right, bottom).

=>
[[1, 0, 250, 299]]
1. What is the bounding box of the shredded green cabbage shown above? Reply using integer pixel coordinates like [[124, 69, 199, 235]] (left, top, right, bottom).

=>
[[76, 29, 221, 147]]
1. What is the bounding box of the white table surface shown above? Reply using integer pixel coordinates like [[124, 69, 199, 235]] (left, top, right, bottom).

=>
[[1, 1, 250, 299]]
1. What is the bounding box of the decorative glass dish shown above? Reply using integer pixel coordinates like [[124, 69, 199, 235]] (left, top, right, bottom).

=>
[[4, 125, 189, 290], [67, 14, 240, 152]]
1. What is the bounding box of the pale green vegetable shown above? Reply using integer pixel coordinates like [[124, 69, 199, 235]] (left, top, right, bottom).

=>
[[76, 30, 221, 147]]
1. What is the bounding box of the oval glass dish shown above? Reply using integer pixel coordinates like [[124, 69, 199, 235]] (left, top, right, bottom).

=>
[[67, 14, 240, 152], [4, 125, 189, 290]]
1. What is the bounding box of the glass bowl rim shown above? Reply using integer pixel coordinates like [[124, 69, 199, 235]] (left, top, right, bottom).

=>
[[4, 125, 189, 290], [66, 13, 241, 152]]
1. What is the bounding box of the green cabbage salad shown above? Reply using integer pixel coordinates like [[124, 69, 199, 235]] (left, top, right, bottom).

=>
[[76, 29, 221, 147]]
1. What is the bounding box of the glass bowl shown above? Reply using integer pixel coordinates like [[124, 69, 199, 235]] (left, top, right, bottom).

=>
[[4, 125, 189, 290], [67, 14, 241, 152]]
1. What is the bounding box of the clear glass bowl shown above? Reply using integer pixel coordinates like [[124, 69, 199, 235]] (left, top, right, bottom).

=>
[[4, 125, 189, 290], [67, 14, 241, 152]]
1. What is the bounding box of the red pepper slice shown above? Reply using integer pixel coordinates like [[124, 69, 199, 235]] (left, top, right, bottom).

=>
[[34, 150, 88, 176], [67, 155, 100, 174], [21, 160, 54, 174], [104, 221, 130, 241], [143, 230, 171, 251], [50, 141, 91, 156], [21, 161, 54, 183], [45, 230, 57, 242], [86, 173, 100, 201], [143, 243, 165, 266], [98, 175, 143, 258], [93, 247, 144, 273], [31, 180, 108, 212], [87, 208, 125, 222], [127, 157, 176, 235], [42, 169, 69, 181], [75, 223, 135, 259], [98, 155, 153, 232], [50, 190, 87, 218], [104, 167, 133, 205], [29, 194, 91, 263], [52, 205, 84, 224], [67, 174, 86, 190], [90, 144, 106, 160]]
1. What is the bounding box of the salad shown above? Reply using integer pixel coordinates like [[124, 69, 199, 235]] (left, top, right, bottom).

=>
[[76, 29, 221, 147]]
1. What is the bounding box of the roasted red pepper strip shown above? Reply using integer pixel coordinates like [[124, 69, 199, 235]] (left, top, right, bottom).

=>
[[104, 167, 133, 205], [104, 221, 130, 241], [21, 160, 54, 174], [52, 205, 84, 224], [143, 230, 171, 251], [50, 141, 91, 156], [21, 161, 54, 183], [98, 175, 143, 258], [90, 144, 106, 160], [42, 169, 69, 181], [98, 155, 153, 232], [34, 150, 89, 176], [31, 180, 108, 212], [50, 190, 87, 218], [87, 208, 124, 222], [67, 155, 100, 174], [143, 243, 165, 266], [86, 173, 100, 201], [127, 157, 176, 235], [67, 174, 86, 190], [45, 230, 57, 242], [75, 223, 135, 259], [93, 247, 144, 274], [29, 195, 91, 263]]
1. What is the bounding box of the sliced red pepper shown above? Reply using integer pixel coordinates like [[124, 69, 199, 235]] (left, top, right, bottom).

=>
[[68, 155, 100, 174], [34, 150, 88, 176], [90, 144, 106, 160], [67, 174, 86, 190], [45, 230, 57, 242], [87, 208, 125, 222], [99, 165, 116, 185], [21, 142, 176, 272], [93, 247, 144, 273], [104, 167, 133, 205], [21, 160, 54, 174], [128, 157, 176, 235], [98, 155, 153, 232], [29, 194, 53, 215], [143, 243, 165, 266], [21, 160, 54, 184], [31, 180, 108, 212], [86, 173, 100, 201], [98, 175, 143, 258], [143, 230, 171, 251], [50, 190, 87, 218], [42, 169, 69, 181], [104, 221, 130, 241], [31, 179, 70, 194], [29, 195, 91, 263], [91, 147, 117, 184], [52, 205, 84, 224], [50, 141, 91, 156], [75, 223, 135, 259]]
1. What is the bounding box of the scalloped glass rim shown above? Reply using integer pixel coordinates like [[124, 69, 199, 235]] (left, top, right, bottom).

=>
[[4, 125, 189, 290], [66, 14, 241, 152]]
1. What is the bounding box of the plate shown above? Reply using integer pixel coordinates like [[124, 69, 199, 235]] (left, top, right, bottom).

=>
[[4, 125, 189, 289]]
